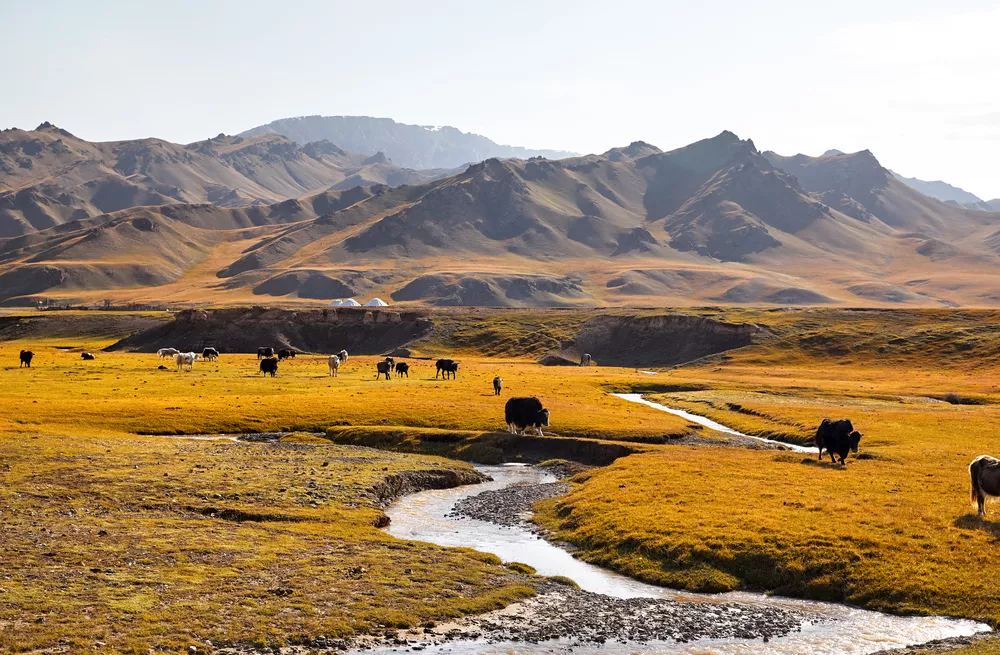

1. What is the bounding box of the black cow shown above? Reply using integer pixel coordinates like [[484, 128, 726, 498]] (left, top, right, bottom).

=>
[[277, 349, 296, 361], [19, 350, 33, 368], [505, 397, 550, 436], [376, 360, 392, 380], [395, 362, 409, 378], [435, 359, 459, 379], [202, 347, 219, 361], [81, 352, 96, 360], [257, 347, 273, 360], [493, 376, 503, 395], [259, 357, 278, 377], [815, 418, 862, 464]]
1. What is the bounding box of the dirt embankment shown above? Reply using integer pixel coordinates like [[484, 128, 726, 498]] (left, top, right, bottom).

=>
[[0, 312, 171, 343], [106, 306, 434, 354], [326, 426, 638, 466], [543, 313, 765, 367], [370, 467, 488, 508]]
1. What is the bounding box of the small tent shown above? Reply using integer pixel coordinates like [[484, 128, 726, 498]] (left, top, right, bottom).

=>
[[328, 300, 344, 306], [365, 298, 389, 307], [340, 298, 362, 307]]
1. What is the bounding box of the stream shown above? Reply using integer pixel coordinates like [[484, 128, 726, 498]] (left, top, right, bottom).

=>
[[379, 465, 987, 654], [611, 393, 814, 452], [369, 391, 990, 654], [166, 396, 991, 653]]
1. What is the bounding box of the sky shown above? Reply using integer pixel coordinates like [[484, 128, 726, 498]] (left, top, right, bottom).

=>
[[2, 0, 998, 199]]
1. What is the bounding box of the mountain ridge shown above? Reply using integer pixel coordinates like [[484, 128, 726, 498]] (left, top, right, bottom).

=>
[[3, 130, 1000, 308], [239, 115, 577, 170], [0, 123, 454, 238]]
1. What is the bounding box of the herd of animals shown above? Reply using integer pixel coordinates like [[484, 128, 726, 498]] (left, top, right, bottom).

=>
[[13, 347, 1000, 515], [158, 346, 547, 436]]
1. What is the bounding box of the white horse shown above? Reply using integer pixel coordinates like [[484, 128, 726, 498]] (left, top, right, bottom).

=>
[[328, 354, 341, 377], [175, 352, 200, 371], [158, 348, 179, 359]]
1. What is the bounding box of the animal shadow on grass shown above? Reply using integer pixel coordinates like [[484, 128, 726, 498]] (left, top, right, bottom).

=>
[[954, 513, 1000, 540], [795, 456, 848, 470]]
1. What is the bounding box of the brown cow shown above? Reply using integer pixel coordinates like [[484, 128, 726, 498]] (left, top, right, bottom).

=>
[[971, 455, 1000, 518]]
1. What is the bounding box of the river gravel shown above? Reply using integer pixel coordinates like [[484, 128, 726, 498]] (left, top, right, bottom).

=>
[[448, 481, 570, 529], [430, 474, 811, 647], [441, 582, 808, 644]]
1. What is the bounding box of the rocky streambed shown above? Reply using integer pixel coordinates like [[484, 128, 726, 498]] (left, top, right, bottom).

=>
[[448, 480, 570, 530], [368, 464, 987, 655]]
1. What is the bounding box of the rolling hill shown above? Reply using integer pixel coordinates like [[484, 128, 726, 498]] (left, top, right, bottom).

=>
[[240, 115, 577, 170], [0, 123, 454, 238], [3, 130, 1000, 308]]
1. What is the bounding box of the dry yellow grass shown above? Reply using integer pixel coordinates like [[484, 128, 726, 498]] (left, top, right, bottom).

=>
[[535, 312, 1000, 628], [8, 307, 1000, 653], [0, 340, 692, 441], [0, 431, 535, 653], [0, 334, 693, 652]]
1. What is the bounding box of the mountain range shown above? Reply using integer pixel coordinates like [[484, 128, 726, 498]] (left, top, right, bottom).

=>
[[891, 171, 1000, 212], [0, 122, 455, 238], [2, 121, 1000, 308], [240, 116, 577, 170]]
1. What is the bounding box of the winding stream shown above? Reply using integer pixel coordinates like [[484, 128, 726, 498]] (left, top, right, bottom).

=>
[[168, 395, 989, 653], [383, 465, 987, 654], [611, 393, 814, 452]]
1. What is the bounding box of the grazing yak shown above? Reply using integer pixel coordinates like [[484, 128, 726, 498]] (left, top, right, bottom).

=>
[[328, 354, 341, 377], [175, 352, 200, 372], [278, 349, 296, 360], [375, 360, 392, 381], [815, 418, 862, 464], [338, 350, 349, 363], [81, 352, 96, 360], [259, 357, 278, 377], [436, 359, 459, 379], [395, 362, 409, 378], [970, 455, 1000, 518], [493, 376, 503, 395], [580, 353, 593, 366], [19, 350, 33, 368], [157, 348, 179, 359], [202, 347, 219, 361], [505, 397, 550, 436], [257, 347, 274, 360]]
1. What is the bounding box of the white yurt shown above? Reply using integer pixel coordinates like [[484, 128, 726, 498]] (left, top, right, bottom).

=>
[[341, 298, 362, 307], [328, 300, 343, 306], [365, 298, 389, 307]]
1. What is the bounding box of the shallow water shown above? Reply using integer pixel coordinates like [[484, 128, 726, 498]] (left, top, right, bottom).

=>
[[164, 434, 240, 442], [611, 393, 814, 453], [383, 464, 988, 655]]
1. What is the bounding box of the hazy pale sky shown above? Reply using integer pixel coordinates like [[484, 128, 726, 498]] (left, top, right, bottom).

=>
[[3, 0, 998, 199]]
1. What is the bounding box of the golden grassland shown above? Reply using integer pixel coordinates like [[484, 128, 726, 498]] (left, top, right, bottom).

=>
[[7, 307, 1000, 654], [0, 334, 692, 653], [0, 338, 693, 441], [536, 313, 1000, 632], [0, 433, 537, 653]]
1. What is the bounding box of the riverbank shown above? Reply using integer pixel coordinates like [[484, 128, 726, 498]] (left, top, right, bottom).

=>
[[371, 464, 987, 655], [0, 433, 535, 653]]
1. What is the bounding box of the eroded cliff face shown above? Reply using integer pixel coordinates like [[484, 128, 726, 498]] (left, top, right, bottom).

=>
[[107, 306, 433, 354], [545, 313, 764, 367]]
